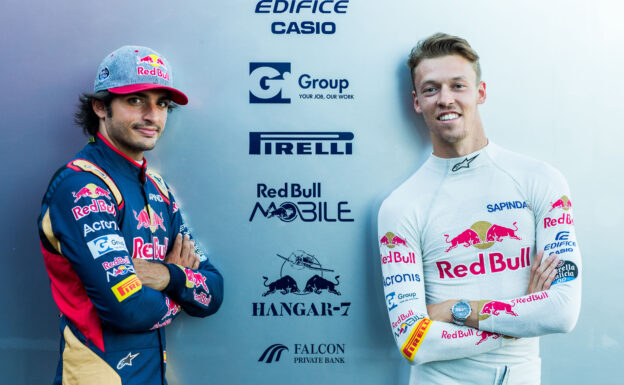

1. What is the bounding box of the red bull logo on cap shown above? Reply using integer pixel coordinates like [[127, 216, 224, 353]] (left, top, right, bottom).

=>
[[549, 195, 572, 212], [137, 54, 167, 69], [443, 221, 521, 253], [379, 232, 408, 249], [133, 205, 166, 233], [72, 183, 111, 202]]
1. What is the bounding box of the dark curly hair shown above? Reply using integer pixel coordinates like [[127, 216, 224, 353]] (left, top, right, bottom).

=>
[[74, 90, 179, 137]]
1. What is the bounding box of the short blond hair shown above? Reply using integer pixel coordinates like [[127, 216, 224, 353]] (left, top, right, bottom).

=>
[[408, 33, 481, 90]]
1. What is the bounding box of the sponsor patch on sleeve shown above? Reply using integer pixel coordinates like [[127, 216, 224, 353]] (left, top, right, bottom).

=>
[[111, 275, 142, 302], [87, 234, 127, 259], [401, 318, 432, 361]]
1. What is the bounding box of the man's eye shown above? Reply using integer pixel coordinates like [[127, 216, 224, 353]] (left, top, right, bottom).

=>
[[158, 100, 171, 108], [128, 97, 142, 105], [454, 84, 466, 89], [423, 87, 437, 94]]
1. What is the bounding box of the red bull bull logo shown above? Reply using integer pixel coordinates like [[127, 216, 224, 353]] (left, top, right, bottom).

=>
[[137, 54, 167, 69], [444, 221, 521, 252], [164, 297, 180, 318], [549, 195, 572, 212], [133, 205, 166, 233], [72, 183, 111, 202], [379, 232, 408, 249], [479, 300, 518, 319], [184, 268, 209, 293], [475, 331, 500, 345]]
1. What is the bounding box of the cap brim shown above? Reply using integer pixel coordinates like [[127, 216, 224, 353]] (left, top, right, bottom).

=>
[[108, 83, 188, 105]]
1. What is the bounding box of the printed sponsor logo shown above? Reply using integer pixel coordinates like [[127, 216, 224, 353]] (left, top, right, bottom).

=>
[[172, 202, 179, 213], [137, 54, 167, 69], [87, 234, 127, 259], [98, 67, 109, 80], [116, 352, 140, 370], [552, 260, 578, 285], [249, 62, 291, 103], [444, 221, 521, 252], [254, 0, 349, 35], [259, 343, 346, 364], [544, 231, 577, 253], [510, 292, 548, 306], [451, 154, 478, 172], [111, 275, 142, 302], [441, 328, 475, 340], [72, 199, 116, 220], [401, 318, 432, 361], [437, 247, 531, 279], [385, 292, 397, 311], [133, 205, 166, 233], [253, 250, 351, 317], [193, 289, 212, 306], [549, 195, 572, 212], [102, 256, 131, 270], [149, 193, 164, 203], [383, 273, 421, 288], [393, 314, 425, 338], [132, 236, 168, 261], [84, 220, 119, 237], [486, 200, 529, 213], [476, 331, 500, 345], [259, 344, 289, 363], [183, 267, 210, 293], [72, 183, 111, 202], [249, 182, 353, 222], [250, 62, 353, 103], [151, 298, 181, 329], [543, 213, 574, 229], [379, 232, 407, 249], [250, 132, 354, 155], [381, 250, 416, 265], [479, 300, 518, 319], [391, 310, 417, 329], [106, 265, 135, 282]]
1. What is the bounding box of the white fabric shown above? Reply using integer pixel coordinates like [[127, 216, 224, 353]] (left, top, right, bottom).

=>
[[378, 142, 581, 384]]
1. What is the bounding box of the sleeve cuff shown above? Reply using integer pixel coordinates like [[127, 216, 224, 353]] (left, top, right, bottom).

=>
[[164, 263, 186, 294]]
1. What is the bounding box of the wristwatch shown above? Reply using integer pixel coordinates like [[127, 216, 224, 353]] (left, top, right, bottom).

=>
[[451, 300, 472, 326]]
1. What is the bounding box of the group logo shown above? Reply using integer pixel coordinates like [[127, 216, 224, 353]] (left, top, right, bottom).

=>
[[252, 250, 351, 317], [249, 132, 353, 155], [253, 0, 349, 35], [87, 234, 127, 259], [444, 221, 521, 252], [249, 182, 354, 222], [249, 62, 353, 103]]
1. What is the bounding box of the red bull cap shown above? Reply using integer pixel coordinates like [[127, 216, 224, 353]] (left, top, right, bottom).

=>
[[94, 45, 188, 105]]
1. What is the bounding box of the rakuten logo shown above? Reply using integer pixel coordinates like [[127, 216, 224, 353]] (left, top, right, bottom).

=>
[[436, 247, 531, 279]]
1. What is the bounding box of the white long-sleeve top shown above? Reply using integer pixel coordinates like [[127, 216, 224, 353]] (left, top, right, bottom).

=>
[[377, 142, 581, 384]]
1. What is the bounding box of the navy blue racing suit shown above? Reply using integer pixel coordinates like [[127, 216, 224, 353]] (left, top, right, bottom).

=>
[[38, 133, 223, 384]]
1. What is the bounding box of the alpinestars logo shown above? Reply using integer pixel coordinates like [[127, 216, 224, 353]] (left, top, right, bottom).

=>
[[259, 344, 289, 363], [116, 352, 140, 370], [451, 154, 479, 172], [252, 250, 351, 317]]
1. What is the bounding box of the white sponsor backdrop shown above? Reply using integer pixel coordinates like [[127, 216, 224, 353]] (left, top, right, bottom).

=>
[[1, 0, 622, 383]]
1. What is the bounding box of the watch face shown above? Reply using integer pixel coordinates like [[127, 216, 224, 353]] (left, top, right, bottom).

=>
[[453, 302, 471, 319]]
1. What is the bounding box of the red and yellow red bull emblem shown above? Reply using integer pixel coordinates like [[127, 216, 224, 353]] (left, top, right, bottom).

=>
[[133, 205, 166, 233], [401, 318, 432, 361], [72, 183, 111, 202], [137, 54, 167, 69], [478, 300, 518, 320], [379, 232, 408, 249], [112, 275, 142, 302], [443, 221, 521, 252], [549, 195, 572, 212]]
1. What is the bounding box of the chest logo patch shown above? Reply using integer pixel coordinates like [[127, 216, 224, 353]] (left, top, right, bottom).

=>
[[451, 154, 479, 172], [443, 221, 521, 252], [133, 204, 166, 233]]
